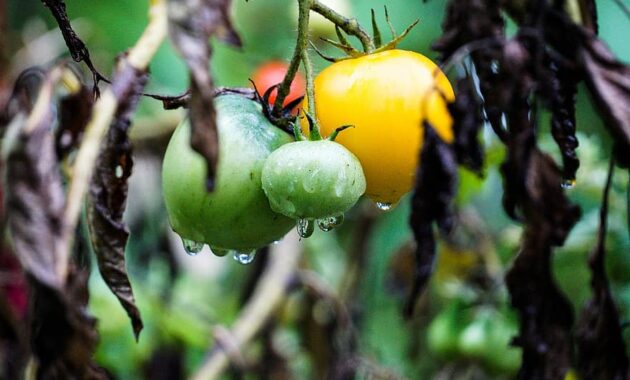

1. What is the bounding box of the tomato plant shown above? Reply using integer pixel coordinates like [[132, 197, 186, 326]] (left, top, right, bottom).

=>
[[309, 49, 454, 207], [162, 94, 295, 255], [251, 61, 306, 113]]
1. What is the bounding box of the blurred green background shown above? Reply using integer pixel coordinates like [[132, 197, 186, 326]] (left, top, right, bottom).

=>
[[6, 1, 630, 379]]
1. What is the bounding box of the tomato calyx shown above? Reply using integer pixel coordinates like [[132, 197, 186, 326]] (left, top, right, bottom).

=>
[[310, 8, 419, 63], [294, 110, 354, 143], [250, 80, 304, 134]]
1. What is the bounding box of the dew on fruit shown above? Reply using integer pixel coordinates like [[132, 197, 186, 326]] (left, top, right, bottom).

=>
[[297, 218, 314, 238], [375, 202, 393, 211], [302, 169, 320, 193], [561, 178, 576, 189], [210, 247, 229, 257], [233, 250, 257, 265], [182, 238, 204, 256], [317, 214, 344, 232], [334, 170, 348, 197]]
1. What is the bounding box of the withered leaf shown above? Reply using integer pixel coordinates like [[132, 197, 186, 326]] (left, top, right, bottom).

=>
[[3, 66, 105, 378], [87, 57, 148, 339], [56, 84, 93, 160], [448, 78, 485, 174], [549, 61, 580, 183], [576, 159, 629, 380], [167, 0, 241, 190], [503, 143, 580, 380], [581, 36, 630, 167], [406, 123, 457, 317]]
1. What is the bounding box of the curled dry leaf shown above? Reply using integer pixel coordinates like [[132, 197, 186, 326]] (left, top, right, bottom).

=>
[[3, 66, 104, 378], [87, 57, 149, 340], [167, 0, 242, 190], [406, 123, 457, 318]]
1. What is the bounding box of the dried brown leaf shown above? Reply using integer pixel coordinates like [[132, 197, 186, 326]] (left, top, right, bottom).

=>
[[167, 0, 241, 190], [87, 58, 148, 339], [581, 36, 630, 166], [3, 66, 105, 378], [406, 123, 457, 317]]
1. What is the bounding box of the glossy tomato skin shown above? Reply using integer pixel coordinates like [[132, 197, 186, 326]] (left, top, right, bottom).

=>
[[261, 140, 366, 219], [252, 61, 306, 111], [162, 95, 295, 251], [310, 49, 454, 205]]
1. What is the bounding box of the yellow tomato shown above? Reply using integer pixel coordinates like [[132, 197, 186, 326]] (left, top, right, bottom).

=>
[[307, 49, 454, 205]]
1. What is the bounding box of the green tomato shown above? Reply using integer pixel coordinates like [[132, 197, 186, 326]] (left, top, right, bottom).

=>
[[427, 302, 467, 359], [162, 94, 295, 252], [261, 140, 366, 220], [483, 313, 521, 375], [458, 309, 493, 360]]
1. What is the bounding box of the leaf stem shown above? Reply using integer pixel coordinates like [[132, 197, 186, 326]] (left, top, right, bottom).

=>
[[311, 0, 375, 53], [272, 0, 311, 116]]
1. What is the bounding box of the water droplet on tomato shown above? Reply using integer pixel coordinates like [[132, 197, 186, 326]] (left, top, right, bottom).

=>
[[561, 179, 576, 189], [302, 169, 320, 193], [182, 238, 204, 256], [297, 219, 314, 238], [375, 202, 393, 211], [317, 214, 344, 232], [233, 250, 256, 265], [210, 247, 229, 257]]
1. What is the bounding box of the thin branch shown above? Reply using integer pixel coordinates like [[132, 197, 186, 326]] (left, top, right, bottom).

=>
[[58, 0, 167, 282], [190, 232, 302, 380], [310, 0, 374, 52]]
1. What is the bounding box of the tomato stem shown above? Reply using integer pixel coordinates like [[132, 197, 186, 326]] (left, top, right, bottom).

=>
[[272, 0, 311, 118], [301, 49, 322, 141]]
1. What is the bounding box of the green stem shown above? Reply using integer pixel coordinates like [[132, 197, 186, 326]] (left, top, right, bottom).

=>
[[311, 0, 375, 53], [272, 0, 311, 115], [301, 49, 321, 140]]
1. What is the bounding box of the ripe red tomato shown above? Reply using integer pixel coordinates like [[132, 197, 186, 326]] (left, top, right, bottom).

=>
[[251, 61, 306, 112]]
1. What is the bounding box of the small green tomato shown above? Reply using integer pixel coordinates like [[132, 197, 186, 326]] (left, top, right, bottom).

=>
[[261, 139, 366, 223]]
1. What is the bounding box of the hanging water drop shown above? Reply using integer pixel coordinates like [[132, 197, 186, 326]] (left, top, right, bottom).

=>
[[297, 219, 314, 238], [561, 178, 576, 189], [375, 202, 393, 211], [317, 214, 345, 232], [182, 238, 204, 256], [210, 247, 229, 257], [233, 250, 256, 265]]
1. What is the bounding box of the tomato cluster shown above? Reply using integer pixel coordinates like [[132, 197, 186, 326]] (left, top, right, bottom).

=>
[[162, 47, 454, 261]]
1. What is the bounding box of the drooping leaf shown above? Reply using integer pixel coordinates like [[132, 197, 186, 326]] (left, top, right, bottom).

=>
[[448, 78, 485, 175], [581, 36, 630, 167], [3, 66, 105, 378], [406, 123, 457, 317], [433, 0, 507, 141], [549, 60, 580, 184], [575, 159, 629, 380], [167, 0, 241, 191], [87, 57, 148, 340]]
